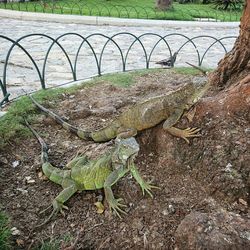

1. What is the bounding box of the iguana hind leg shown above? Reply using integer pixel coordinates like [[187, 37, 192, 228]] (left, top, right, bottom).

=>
[[37, 183, 77, 227]]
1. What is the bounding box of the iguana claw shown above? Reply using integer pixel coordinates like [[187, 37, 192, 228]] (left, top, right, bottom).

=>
[[182, 127, 201, 144], [36, 200, 68, 228], [109, 198, 127, 218], [140, 181, 160, 198], [130, 163, 159, 198], [165, 126, 201, 144]]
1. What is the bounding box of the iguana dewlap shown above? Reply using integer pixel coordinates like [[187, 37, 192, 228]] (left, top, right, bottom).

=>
[[29, 76, 209, 143]]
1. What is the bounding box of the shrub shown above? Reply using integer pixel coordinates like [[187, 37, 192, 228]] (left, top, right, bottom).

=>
[[0, 212, 11, 250], [213, 0, 244, 10]]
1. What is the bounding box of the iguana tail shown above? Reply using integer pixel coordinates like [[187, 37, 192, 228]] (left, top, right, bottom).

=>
[[27, 94, 92, 141], [25, 119, 71, 185], [185, 62, 207, 76], [24, 119, 49, 164]]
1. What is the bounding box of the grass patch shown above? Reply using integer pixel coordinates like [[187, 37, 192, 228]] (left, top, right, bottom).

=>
[[0, 0, 242, 21], [0, 88, 70, 147], [95, 68, 166, 87], [35, 233, 72, 250], [172, 66, 212, 75], [96, 72, 135, 88], [0, 211, 11, 250], [0, 67, 207, 148]]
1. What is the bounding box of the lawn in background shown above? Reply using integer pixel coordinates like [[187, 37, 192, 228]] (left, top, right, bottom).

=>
[[0, 0, 242, 21]]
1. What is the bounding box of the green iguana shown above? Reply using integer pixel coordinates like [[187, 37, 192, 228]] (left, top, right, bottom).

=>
[[28, 75, 209, 143], [25, 121, 157, 224]]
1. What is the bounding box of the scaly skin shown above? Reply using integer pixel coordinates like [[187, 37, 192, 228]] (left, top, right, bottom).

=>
[[28, 75, 209, 143], [25, 121, 157, 225]]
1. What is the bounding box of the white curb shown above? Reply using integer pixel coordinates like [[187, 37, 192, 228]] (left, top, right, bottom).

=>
[[0, 9, 239, 28]]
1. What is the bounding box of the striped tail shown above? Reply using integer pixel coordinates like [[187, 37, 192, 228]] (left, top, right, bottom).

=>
[[27, 94, 92, 140], [24, 119, 49, 164], [25, 119, 70, 185]]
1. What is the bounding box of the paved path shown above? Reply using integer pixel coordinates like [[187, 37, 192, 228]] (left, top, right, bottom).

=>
[[0, 13, 239, 100]]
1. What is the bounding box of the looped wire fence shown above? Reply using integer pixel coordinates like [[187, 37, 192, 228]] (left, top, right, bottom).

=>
[[0, 1, 241, 22], [0, 32, 236, 107]]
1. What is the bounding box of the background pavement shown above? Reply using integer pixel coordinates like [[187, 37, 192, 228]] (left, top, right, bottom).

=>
[[0, 11, 239, 100]]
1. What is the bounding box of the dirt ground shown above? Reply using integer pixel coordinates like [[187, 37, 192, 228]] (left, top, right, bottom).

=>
[[0, 71, 249, 249]]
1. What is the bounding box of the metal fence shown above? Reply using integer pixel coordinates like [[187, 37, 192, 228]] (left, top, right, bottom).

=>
[[0, 32, 237, 106], [0, 0, 242, 22]]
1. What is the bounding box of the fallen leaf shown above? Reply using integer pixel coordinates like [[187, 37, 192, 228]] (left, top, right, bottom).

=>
[[16, 239, 24, 246]]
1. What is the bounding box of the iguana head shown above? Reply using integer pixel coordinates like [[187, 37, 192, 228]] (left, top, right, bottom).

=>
[[114, 137, 140, 163], [183, 76, 210, 109]]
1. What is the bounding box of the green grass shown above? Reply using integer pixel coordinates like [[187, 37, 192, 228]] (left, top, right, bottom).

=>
[[96, 68, 167, 87], [35, 234, 72, 250], [0, 212, 11, 250], [173, 66, 211, 75], [0, 69, 163, 148], [0, 67, 207, 148], [0, 0, 242, 21]]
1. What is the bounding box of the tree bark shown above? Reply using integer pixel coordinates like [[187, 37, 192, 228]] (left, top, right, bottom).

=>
[[155, 0, 172, 10], [209, 0, 250, 88]]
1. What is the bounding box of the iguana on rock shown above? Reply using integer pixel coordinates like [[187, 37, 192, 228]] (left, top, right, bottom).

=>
[[28, 75, 209, 143], [25, 120, 157, 224]]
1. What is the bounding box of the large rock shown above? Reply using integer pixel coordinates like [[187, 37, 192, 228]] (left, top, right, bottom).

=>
[[175, 210, 250, 250]]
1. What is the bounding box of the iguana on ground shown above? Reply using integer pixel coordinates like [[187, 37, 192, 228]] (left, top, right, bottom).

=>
[[28, 75, 209, 143], [25, 120, 157, 224]]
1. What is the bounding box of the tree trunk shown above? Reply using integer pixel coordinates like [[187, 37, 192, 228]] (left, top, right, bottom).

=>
[[155, 0, 172, 10], [209, 0, 250, 88]]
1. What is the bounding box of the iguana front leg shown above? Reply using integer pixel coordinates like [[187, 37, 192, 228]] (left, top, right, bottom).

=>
[[104, 166, 129, 218], [129, 162, 159, 198], [163, 109, 201, 143], [164, 127, 201, 144]]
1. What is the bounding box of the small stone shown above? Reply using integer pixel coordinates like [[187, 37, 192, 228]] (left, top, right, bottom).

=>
[[16, 188, 28, 195], [25, 176, 35, 184], [240, 231, 250, 240], [38, 172, 43, 179], [12, 160, 20, 168], [168, 204, 175, 214], [162, 209, 169, 216], [11, 227, 21, 236], [38, 171, 48, 180], [244, 128, 250, 134], [0, 157, 8, 164], [224, 163, 232, 173], [60, 141, 72, 149], [239, 198, 248, 206]]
